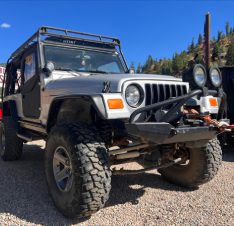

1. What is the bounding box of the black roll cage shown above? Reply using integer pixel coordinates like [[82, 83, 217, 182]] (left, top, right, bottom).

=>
[[9, 26, 129, 70]]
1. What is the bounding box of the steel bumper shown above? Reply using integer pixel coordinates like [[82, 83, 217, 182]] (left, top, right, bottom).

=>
[[125, 122, 217, 144]]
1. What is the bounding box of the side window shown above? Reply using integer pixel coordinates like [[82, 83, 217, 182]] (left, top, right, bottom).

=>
[[24, 53, 36, 82], [4, 62, 22, 96]]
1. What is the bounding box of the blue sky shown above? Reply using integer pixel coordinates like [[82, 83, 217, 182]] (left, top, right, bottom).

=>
[[0, 0, 234, 67]]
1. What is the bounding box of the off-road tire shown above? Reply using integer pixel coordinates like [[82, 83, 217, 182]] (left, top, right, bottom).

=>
[[0, 117, 23, 161], [158, 138, 222, 188], [45, 122, 112, 218], [96, 120, 113, 146]]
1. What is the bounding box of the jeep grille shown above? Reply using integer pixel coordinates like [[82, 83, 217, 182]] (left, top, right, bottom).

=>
[[145, 84, 188, 105]]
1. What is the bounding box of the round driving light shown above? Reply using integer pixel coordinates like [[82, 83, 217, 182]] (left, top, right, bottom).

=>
[[182, 64, 207, 90], [209, 67, 222, 87], [125, 85, 143, 107], [193, 64, 207, 87]]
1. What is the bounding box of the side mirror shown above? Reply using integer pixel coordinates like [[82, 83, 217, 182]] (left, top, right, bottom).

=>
[[43, 61, 55, 76]]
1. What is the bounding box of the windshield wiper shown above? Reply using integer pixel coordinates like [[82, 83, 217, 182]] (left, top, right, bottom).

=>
[[55, 68, 82, 76], [88, 70, 109, 74], [56, 68, 80, 72]]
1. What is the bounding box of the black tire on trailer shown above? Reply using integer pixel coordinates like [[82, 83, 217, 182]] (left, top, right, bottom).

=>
[[45, 122, 112, 219], [0, 117, 23, 161], [158, 138, 222, 188]]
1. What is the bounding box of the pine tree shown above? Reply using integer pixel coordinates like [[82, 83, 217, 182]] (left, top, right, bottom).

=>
[[231, 27, 234, 34], [225, 21, 230, 36], [212, 43, 220, 61], [172, 53, 186, 75], [162, 60, 173, 75], [136, 63, 142, 73], [188, 38, 195, 52], [226, 38, 234, 65], [153, 60, 162, 74], [143, 55, 154, 73], [198, 34, 203, 45], [217, 31, 223, 42]]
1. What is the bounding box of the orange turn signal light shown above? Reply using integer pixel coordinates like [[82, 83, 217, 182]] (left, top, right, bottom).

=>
[[209, 98, 218, 107], [107, 99, 124, 109]]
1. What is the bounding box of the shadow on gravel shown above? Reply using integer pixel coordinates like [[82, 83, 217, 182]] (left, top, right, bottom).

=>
[[0, 144, 196, 225], [107, 172, 197, 208], [222, 146, 234, 162]]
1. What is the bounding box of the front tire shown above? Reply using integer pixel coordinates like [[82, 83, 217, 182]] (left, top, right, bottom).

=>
[[0, 117, 23, 161], [45, 122, 111, 218], [159, 138, 222, 188]]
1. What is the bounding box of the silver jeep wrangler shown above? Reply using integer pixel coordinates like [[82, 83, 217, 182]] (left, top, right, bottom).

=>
[[1, 26, 227, 218]]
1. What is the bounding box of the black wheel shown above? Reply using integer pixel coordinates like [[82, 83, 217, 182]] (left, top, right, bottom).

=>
[[45, 122, 112, 219], [0, 117, 23, 161], [159, 138, 222, 188]]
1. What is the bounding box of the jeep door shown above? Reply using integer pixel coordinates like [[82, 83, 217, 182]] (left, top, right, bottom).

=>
[[21, 48, 41, 119]]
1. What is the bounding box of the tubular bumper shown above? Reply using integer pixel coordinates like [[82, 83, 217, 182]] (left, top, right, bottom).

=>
[[127, 89, 217, 144], [129, 89, 202, 123]]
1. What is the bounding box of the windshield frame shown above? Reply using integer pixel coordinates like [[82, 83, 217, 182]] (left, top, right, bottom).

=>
[[42, 43, 127, 74]]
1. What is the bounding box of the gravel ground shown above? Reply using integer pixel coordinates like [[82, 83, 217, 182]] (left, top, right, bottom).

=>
[[0, 140, 233, 226]]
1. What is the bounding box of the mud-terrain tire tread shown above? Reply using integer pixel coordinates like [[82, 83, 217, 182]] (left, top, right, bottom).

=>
[[0, 117, 23, 161], [45, 122, 111, 218], [97, 120, 113, 146], [159, 138, 222, 188]]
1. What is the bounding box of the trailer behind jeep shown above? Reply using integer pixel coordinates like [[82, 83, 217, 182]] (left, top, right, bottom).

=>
[[219, 66, 234, 145]]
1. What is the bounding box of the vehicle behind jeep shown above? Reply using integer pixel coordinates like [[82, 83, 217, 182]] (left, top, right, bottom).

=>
[[0, 26, 231, 219], [218, 66, 234, 146]]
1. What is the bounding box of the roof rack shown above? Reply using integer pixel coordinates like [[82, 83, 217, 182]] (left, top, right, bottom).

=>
[[10, 26, 121, 60]]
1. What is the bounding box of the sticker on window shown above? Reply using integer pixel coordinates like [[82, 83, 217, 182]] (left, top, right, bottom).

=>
[[24, 53, 36, 81]]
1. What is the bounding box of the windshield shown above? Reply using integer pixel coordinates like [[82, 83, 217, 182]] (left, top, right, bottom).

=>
[[44, 45, 125, 74]]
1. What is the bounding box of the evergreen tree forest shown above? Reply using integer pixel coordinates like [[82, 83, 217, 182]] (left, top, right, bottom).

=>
[[139, 22, 234, 76]]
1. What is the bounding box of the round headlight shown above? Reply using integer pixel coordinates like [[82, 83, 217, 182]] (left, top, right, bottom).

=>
[[125, 85, 143, 107], [193, 64, 207, 88], [209, 67, 222, 87]]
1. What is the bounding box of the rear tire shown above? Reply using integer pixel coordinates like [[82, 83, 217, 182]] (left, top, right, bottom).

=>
[[159, 138, 222, 188], [45, 122, 111, 218], [0, 117, 23, 161]]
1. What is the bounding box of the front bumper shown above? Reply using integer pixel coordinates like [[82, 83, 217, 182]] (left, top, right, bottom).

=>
[[126, 89, 218, 145], [126, 122, 217, 144]]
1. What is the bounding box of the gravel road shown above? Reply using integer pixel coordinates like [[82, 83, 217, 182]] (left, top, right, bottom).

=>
[[0, 140, 233, 226]]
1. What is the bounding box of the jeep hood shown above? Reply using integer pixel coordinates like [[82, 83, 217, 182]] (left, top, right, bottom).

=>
[[45, 71, 184, 94]]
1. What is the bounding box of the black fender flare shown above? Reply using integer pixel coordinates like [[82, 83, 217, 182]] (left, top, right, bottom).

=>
[[46, 95, 107, 132]]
